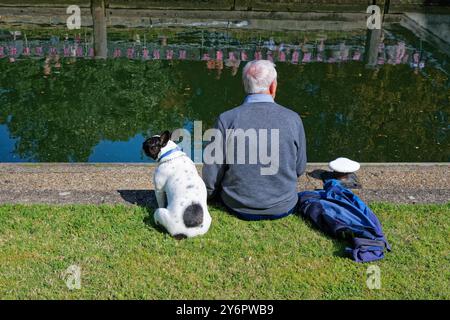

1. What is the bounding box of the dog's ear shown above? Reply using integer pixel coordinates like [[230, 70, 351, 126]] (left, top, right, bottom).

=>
[[160, 131, 171, 147], [142, 140, 150, 156]]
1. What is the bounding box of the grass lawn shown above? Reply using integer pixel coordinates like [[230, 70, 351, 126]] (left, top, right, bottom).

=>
[[0, 203, 448, 299]]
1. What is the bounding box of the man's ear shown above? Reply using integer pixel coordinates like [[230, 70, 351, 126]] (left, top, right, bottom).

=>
[[269, 80, 277, 98], [160, 131, 171, 147]]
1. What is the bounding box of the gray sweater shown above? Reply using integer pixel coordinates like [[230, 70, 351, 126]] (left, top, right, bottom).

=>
[[202, 96, 307, 215]]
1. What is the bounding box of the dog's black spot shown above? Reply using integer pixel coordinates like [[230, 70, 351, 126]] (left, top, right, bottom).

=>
[[186, 184, 194, 189], [183, 203, 203, 228], [173, 234, 187, 240]]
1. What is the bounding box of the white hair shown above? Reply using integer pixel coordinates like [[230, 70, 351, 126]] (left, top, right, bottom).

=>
[[242, 60, 277, 94]]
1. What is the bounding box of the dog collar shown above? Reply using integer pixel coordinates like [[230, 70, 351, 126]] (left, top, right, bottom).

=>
[[158, 146, 182, 162]]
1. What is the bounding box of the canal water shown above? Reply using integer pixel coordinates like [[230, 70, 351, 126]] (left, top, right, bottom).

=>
[[0, 26, 449, 162]]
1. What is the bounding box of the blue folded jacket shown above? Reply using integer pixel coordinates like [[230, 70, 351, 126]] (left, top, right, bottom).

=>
[[298, 179, 391, 262]]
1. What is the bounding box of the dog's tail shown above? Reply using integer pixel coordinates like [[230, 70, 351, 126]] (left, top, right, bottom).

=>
[[183, 203, 204, 228]]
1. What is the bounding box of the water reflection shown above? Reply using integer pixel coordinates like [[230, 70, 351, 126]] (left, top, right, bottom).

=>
[[0, 29, 448, 163], [0, 31, 438, 75]]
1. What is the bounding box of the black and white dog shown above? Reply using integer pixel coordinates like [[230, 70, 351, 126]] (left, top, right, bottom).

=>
[[142, 131, 212, 239]]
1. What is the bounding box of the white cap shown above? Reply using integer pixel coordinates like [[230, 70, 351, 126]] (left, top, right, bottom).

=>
[[328, 157, 360, 173]]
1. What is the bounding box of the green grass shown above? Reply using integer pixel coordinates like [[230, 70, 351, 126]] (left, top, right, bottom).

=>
[[0, 203, 449, 299]]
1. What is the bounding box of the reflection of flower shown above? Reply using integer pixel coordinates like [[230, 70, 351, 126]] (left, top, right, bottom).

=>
[[225, 58, 241, 76]]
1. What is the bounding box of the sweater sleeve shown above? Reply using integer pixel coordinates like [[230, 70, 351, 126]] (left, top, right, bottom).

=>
[[296, 117, 307, 177], [202, 117, 227, 199]]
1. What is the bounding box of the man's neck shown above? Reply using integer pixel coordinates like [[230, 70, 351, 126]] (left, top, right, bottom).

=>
[[244, 93, 275, 104]]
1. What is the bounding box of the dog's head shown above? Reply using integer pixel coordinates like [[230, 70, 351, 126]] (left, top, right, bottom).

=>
[[142, 131, 171, 160]]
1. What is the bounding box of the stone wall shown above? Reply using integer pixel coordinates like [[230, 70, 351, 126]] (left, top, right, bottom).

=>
[[0, 0, 448, 12]]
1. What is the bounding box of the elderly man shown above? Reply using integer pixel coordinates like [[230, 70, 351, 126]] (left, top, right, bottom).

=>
[[202, 60, 307, 220]]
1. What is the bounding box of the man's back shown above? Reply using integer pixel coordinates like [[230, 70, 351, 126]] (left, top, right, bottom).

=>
[[202, 96, 307, 215]]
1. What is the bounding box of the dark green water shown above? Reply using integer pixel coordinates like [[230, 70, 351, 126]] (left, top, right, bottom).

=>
[[1, 17, 450, 165], [0, 58, 448, 162]]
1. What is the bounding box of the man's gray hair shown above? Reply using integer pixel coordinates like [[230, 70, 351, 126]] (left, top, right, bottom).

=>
[[242, 60, 277, 94]]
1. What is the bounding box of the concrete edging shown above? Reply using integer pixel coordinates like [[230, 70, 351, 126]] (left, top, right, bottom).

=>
[[0, 163, 448, 205]]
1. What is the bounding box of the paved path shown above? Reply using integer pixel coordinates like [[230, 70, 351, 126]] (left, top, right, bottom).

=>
[[0, 163, 448, 206]]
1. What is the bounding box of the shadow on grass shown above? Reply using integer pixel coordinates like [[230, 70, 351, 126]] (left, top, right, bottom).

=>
[[118, 189, 350, 256], [331, 238, 350, 258], [301, 218, 351, 258], [117, 189, 163, 231]]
